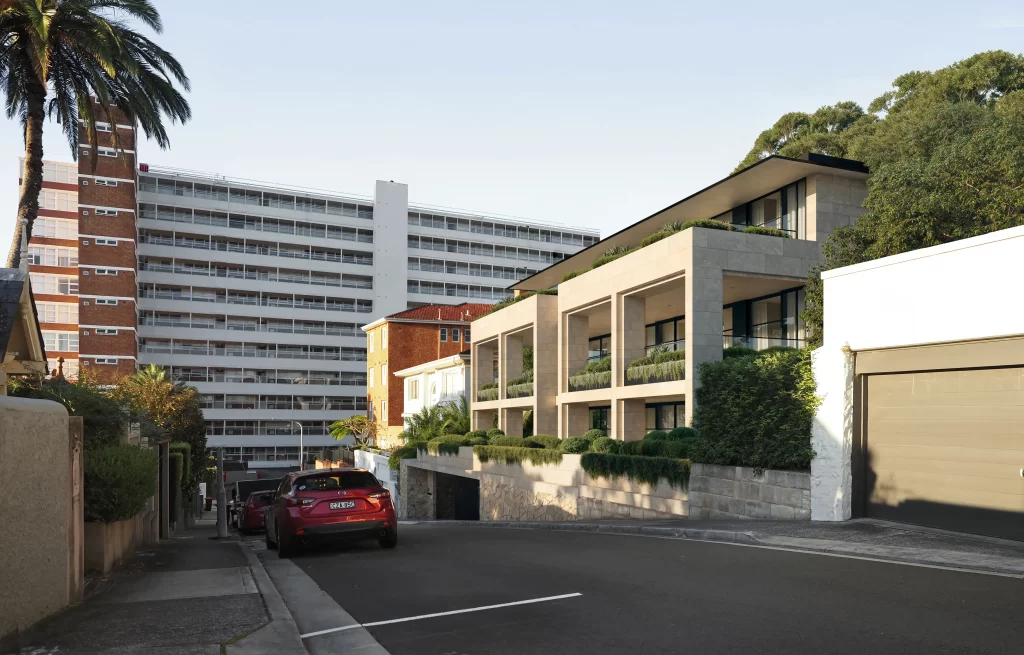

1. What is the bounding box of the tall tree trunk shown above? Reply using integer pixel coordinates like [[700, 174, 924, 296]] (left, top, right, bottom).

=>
[[8, 81, 47, 268]]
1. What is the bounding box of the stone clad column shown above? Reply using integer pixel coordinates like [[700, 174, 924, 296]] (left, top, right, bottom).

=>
[[502, 408, 524, 437], [683, 232, 725, 426], [564, 315, 589, 391], [614, 398, 646, 441], [618, 295, 646, 386], [534, 298, 559, 436]]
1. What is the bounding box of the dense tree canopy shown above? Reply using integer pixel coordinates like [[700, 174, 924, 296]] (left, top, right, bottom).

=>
[[736, 51, 1024, 344]]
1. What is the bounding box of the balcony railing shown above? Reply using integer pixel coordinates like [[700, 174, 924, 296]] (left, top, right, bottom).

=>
[[646, 338, 684, 357], [723, 336, 804, 351]]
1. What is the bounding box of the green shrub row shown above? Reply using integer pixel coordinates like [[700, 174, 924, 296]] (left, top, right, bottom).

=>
[[483, 288, 557, 317], [524, 434, 560, 449], [568, 356, 612, 391], [84, 445, 158, 523], [473, 446, 564, 466], [742, 225, 791, 238], [169, 442, 192, 492], [416, 441, 464, 456], [388, 445, 418, 470], [580, 453, 690, 488], [429, 434, 472, 445]]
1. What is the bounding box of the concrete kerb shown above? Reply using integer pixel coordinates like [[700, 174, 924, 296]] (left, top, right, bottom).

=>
[[232, 541, 307, 655], [415, 521, 1024, 575]]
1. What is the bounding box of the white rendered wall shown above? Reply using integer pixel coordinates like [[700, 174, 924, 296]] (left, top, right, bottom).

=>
[[373, 180, 410, 319]]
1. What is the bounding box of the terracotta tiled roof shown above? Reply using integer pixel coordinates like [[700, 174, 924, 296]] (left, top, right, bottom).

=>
[[385, 302, 493, 323]]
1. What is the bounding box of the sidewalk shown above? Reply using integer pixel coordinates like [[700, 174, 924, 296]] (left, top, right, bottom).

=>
[[421, 518, 1024, 576], [6, 515, 306, 655]]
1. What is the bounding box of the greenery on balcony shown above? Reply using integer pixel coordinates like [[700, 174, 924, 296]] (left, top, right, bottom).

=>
[[506, 369, 534, 398], [742, 225, 791, 238], [483, 288, 557, 316], [568, 356, 612, 391], [477, 382, 498, 401], [625, 349, 686, 385]]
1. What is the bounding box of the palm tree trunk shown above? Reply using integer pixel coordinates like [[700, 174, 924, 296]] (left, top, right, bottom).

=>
[[9, 80, 47, 268]]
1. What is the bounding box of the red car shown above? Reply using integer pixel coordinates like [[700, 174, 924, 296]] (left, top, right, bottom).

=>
[[265, 469, 397, 557], [238, 491, 275, 534]]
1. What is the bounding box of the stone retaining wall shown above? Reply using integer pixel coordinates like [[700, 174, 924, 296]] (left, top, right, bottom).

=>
[[688, 463, 810, 520]]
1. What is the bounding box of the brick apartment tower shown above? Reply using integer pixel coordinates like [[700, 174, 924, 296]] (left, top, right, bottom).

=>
[[75, 104, 139, 382]]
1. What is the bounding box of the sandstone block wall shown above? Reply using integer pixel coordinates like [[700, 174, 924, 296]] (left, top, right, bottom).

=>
[[688, 463, 810, 520]]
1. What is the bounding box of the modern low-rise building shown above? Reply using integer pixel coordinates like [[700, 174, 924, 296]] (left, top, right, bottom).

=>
[[470, 154, 869, 439], [363, 303, 489, 447], [394, 351, 472, 427]]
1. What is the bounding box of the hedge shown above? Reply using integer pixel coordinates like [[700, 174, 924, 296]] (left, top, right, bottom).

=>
[[643, 430, 669, 442], [169, 442, 192, 492], [465, 430, 488, 440], [524, 434, 560, 449], [561, 269, 587, 283], [581, 453, 690, 488], [569, 356, 612, 391], [473, 446, 563, 466], [484, 288, 557, 316], [582, 429, 606, 440], [84, 445, 158, 522], [429, 434, 471, 446], [490, 435, 525, 447], [690, 347, 818, 471], [591, 436, 620, 453], [723, 345, 758, 359], [468, 437, 489, 446], [486, 428, 505, 438], [388, 445, 418, 470], [560, 436, 592, 454], [416, 441, 464, 456], [591, 251, 631, 269], [742, 225, 791, 238], [667, 427, 697, 441]]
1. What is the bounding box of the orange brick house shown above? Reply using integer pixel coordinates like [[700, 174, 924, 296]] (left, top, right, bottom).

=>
[[362, 303, 491, 446]]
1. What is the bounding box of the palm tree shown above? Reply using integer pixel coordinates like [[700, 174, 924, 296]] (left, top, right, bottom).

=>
[[1, 0, 191, 267], [439, 395, 470, 435], [403, 405, 445, 442]]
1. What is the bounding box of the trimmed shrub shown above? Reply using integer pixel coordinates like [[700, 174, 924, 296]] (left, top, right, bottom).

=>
[[691, 347, 819, 471], [465, 430, 488, 440], [581, 453, 690, 488], [483, 288, 557, 316], [479, 382, 498, 390], [416, 441, 463, 456], [680, 218, 736, 232], [473, 446, 563, 466], [619, 440, 643, 455], [428, 434, 471, 446], [468, 437, 489, 446], [521, 437, 545, 449], [582, 429, 606, 441], [723, 345, 758, 359], [560, 437, 592, 454], [591, 437, 620, 454], [169, 442, 192, 492], [84, 445, 158, 523], [524, 434, 561, 449], [668, 427, 697, 442], [644, 430, 670, 442], [486, 428, 505, 438], [489, 435, 525, 447], [561, 269, 587, 283], [388, 445, 418, 470], [639, 231, 671, 248], [742, 225, 791, 238], [569, 356, 612, 391], [591, 251, 630, 269]]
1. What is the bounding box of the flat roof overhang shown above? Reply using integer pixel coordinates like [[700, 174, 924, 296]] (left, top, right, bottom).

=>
[[511, 154, 869, 292]]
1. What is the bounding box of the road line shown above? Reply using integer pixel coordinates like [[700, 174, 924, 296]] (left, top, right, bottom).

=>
[[300, 592, 583, 639]]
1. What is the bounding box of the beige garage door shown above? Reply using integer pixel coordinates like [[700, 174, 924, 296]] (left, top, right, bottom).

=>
[[866, 367, 1024, 540]]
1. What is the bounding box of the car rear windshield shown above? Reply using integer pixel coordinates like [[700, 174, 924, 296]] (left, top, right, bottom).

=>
[[294, 472, 380, 492], [251, 492, 274, 501]]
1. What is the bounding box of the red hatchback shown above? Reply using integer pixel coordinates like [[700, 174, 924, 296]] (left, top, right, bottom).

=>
[[238, 491, 275, 534], [265, 469, 397, 557]]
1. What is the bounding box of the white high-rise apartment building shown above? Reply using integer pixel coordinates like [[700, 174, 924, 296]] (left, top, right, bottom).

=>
[[133, 167, 598, 466]]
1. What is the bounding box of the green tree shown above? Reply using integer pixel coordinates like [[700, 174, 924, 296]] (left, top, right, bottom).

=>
[[329, 414, 380, 446], [439, 395, 470, 435], [1, 0, 190, 267], [398, 406, 444, 442]]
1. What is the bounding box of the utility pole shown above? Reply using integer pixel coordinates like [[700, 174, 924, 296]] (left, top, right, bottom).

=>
[[216, 447, 228, 538]]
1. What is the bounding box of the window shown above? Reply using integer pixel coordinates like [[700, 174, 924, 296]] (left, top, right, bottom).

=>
[[368, 332, 374, 353], [407, 379, 420, 400], [95, 298, 119, 306], [94, 358, 118, 365], [47, 358, 79, 379], [452, 328, 460, 343], [590, 406, 610, 433], [30, 274, 78, 295], [98, 147, 117, 157], [95, 328, 118, 336], [588, 335, 611, 362], [95, 238, 118, 246], [94, 208, 118, 217], [32, 218, 78, 240], [723, 287, 806, 350], [465, 329, 471, 343], [381, 365, 387, 385], [645, 402, 686, 432], [42, 332, 79, 352], [95, 122, 113, 133], [381, 400, 387, 421], [440, 328, 448, 342], [27, 246, 78, 267], [95, 268, 118, 276], [40, 189, 76, 212], [368, 367, 374, 387], [95, 178, 118, 187], [645, 314, 686, 356], [37, 302, 78, 324], [41, 161, 75, 184], [718, 179, 806, 239], [382, 326, 388, 349]]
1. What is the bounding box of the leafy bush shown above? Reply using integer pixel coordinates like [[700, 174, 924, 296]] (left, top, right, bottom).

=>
[[591, 251, 630, 269], [568, 356, 612, 391], [416, 441, 464, 456], [9, 378, 127, 448], [474, 446, 563, 466], [468, 437, 489, 446], [524, 434, 561, 449], [723, 345, 758, 359], [521, 437, 545, 449], [169, 442, 192, 492], [489, 435, 525, 447], [560, 437, 592, 454], [690, 348, 819, 471], [479, 382, 498, 390], [506, 370, 534, 386], [486, 428, 505, 438], [643, 430, 670, 442], [668, 427, 697, 442], [681, 218, 736, 232], [619, 440, 643, 455], [561, 269, 587, 283], [582, 429, 606, 440], [626, 349, 686, 384], [581, 453, 690, 488], [428, 434, 471, 446], [742, 225, 791, 238], [639, 231, 671, 247], [465, 429, 488, 440], [591, 436, 620, 453], [388, 445, 418, 470], [84, 445, 158, 522]]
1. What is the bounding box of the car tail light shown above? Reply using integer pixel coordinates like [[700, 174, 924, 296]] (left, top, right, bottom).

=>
[[301, 498, 315, 505], [369, 490, 390, 499]]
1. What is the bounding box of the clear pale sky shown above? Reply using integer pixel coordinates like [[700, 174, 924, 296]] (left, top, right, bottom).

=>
[[1, 0, 1022, 247]]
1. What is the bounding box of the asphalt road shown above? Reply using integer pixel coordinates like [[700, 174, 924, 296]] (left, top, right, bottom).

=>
[[290, 523, 1024, 655]]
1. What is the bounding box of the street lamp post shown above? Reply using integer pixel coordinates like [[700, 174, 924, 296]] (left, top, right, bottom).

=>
[[289, 420, 304, 470]]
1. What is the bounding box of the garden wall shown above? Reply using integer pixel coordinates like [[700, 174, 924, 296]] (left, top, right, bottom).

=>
[[687, 463, 810, 520], [354, 449, 400, 514], [400, 447, 688, 521]]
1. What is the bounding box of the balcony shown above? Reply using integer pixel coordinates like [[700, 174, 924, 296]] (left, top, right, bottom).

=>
[[568, 356, 611, 391], [506, 371, 534, 399], [477, 383, 498, 402], [723, 335, 804, 351], [625, 349, 686, 386]]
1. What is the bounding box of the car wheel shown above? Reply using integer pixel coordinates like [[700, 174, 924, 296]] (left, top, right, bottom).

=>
[[265, 525, 277, 550], [379, 530, 398, 549]]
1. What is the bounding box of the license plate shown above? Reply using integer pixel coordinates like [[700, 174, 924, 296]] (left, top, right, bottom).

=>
[[329, 501, 356, 510]]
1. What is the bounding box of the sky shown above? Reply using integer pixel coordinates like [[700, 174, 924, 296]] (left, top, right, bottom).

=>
[[1, 0, 1023, 247]]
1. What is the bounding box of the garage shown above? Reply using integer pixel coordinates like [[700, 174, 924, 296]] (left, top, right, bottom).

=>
[[860, 356, 1024, 541]]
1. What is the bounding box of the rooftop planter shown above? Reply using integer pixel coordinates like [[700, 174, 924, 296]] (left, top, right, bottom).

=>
[[477, 382, 498, 402], [569, 356, 611, 391], [626, 349, 686, 385]]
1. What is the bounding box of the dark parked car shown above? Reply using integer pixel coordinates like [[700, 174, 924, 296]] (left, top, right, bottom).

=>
[[229, 477, 282, 528], [238, 491, 275, 534], [265, 469, 397, 557]]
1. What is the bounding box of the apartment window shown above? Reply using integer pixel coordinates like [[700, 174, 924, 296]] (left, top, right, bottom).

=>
[[95, 238, 118, 246], [368, 367, 374, 387], [95, 328, 119, 336], [718, 179, 806, 239], [452, 328, 461, 343], [41, 161, 75, 184], [47, 358, 79, 379], [95, 123, 113, 133], [37, 303, 78, 324], [95, 268, 118, 276], [27, 246, 78, 267], [98, 147, 117, 158], [94, 208, 118, 217], [645, 315, 686, 356], [645, 402, 686, 432], [368, 333, 374, 353], [382, 326, 388, 349], [464, 330, 471, 343], [407, 379, 420, 400], [590, 406, 610, 433], [95, 178, 118, 187], [32, 218, 78, 240], [587, 335, 611, 363], [381, 365, 387, 385], [41, 189, 76, 212], [723, 287, 806, 350], [30, 274, 78, 296], [439, 328, 448, 342], [381, 400, 387, 422], [42, 332, 79, 352], [95, 298, 119, 306], [94, 358, 118, 365]]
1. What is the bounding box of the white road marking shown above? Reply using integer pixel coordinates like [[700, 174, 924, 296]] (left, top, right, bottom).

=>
[[300, 592, 583, 639]]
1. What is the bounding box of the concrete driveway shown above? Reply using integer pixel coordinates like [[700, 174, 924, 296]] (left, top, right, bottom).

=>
[[256, 523, 1024, 655]]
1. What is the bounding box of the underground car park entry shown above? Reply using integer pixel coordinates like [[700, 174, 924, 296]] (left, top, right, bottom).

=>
[[265, 469, 398, 556]]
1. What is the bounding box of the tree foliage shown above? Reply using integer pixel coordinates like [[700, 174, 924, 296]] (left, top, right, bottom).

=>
[[329, 414, 380, 446], [736, 51, 1024, 344], [8, 375, 126, 448]]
